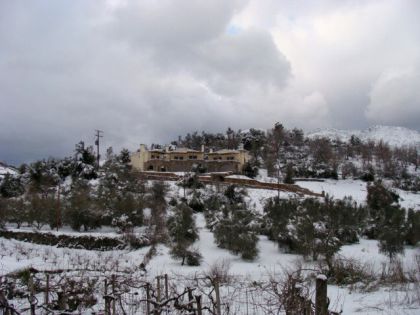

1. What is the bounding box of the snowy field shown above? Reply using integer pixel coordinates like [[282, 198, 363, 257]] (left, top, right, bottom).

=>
[[1, 213, 419, 314], [0, 179, 419, 314], [296, 179, 420, 211]]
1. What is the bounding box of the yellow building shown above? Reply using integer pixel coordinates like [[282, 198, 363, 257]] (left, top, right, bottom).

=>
[[130, 144, 250, 173]]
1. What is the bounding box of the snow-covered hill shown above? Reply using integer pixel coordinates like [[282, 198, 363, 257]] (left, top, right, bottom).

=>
[[307, 125, 420, 148], [0, 161, 17, 179]]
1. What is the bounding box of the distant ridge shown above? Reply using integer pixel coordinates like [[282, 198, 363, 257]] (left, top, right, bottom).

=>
[[307, 125, 420, 149], [0, 161, 17, 179]]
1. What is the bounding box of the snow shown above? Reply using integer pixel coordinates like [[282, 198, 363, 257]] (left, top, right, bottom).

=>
[[0, 163, 17, 178], [296, 179, 420, 210], [317, 274, 327, 281], [0, 178, 419, 314], [307, 125, 420, 149], [225, 174, 252, 180]]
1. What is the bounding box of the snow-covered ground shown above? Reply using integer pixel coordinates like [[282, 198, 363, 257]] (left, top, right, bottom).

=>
[[0, 179, 419, 314], [0, 163, 17, 178], [296, 179, 420, 210], [1, 215, 418, 314], [307, 125, 420, 149]]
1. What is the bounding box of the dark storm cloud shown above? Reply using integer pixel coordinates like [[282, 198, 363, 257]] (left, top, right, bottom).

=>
[[0, 0, 419, 165]]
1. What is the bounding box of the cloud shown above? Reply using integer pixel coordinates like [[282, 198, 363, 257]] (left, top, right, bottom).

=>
[[0, 0, 419, 165], [366, 68, 420, 127]]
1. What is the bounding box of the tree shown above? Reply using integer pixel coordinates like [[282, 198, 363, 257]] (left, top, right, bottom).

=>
[[148, 181, 168, 242], [65, 180, 101, 231], [1, 197, 27, 228], [242, 160, 259, 179], [266, 123, 286, 199], [167, 203, 200, 265], [378, 206, 406, 261], [0, 174, 25, 198], [284, 163, 295, 184], [213, 204, 258, 260], [366, 181, 398, 224], [405, 209, 420, 246]]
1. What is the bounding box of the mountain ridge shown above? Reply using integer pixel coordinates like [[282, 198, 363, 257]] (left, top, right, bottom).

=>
[[307, 125, 420, 149]]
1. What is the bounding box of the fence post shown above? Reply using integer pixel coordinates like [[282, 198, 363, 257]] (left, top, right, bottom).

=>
[[28, 274, 36, 315], [146, 282, 151, 315], [112, 275, 116, 315], [195, 295, 202, 315], [315, 274, 328, 315], [214, 277, 221, 315], [157, 276, 161, 304], [44, 274, 49, 305], [187, 287, 195, 314], [104, 279, 110, 315], [164, 274, 169, 300]]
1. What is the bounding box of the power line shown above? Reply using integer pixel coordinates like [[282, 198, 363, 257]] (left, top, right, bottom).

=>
[[95, 129, 104, 169]]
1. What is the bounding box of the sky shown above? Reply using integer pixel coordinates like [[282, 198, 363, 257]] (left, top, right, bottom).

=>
[[1, 0, 420, 165]]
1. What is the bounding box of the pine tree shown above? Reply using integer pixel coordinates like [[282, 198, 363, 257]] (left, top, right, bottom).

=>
[[284, 163, 295, 184], [65, 180, 101, 231], [167, 203, 200, 265], [405, 209, 420, 246], [0, 173, 25, 198], [378, 206, 406, 261], [213, 204, 258, 260]]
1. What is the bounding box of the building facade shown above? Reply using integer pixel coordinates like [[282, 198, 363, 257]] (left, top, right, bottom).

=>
[[130, 144, 250, 173]]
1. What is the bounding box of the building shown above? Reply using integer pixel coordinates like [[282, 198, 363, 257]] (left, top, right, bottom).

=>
[[130, 144, 250, 173]]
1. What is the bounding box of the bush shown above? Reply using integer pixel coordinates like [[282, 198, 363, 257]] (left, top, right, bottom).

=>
[[185, 248, 202, 266]]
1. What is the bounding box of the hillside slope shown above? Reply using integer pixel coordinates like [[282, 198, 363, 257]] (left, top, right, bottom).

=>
[[307, 125, 420, 148]]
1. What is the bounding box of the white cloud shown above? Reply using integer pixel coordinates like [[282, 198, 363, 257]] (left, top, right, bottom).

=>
[[366, 68, 420, 126], [0, 0, 419, 164]]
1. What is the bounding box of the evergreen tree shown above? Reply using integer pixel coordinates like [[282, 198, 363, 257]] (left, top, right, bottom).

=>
[[405, 209, 420, 246], [65, 180, 101, 231], [0, 174, 25, 198], [213, 204, 259, 260], [378, 206, 406, 261], [284, 163, 295, 184], [167, 203, 200, 265]]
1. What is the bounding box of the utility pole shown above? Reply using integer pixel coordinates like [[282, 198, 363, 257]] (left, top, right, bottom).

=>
[[56, 182, 61, 231], [95, 129, 104, 169]]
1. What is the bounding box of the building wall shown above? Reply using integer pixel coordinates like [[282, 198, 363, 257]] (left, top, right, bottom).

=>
[[144, 160, 240, 173], [166, 151, 204, 161], [205, 161, 240, 173], [130, 144, 150, 171], [131, 145, 249, 173], [145, 160, 205, 172]]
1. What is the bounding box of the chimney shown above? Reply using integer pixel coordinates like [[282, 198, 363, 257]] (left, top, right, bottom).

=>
[[140, 144, 146, 152], [201, 144, 205, 152], [165, 145, 170, 153], [210, 148, 214, 153], [238, 143, 244, 150]]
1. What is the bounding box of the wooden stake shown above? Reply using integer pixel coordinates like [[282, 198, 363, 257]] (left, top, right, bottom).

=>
[[187, 287, 194, 314], [195, 295, 202, 315], [315, 274, 328, 315], [214, 278, 221, 315], [146, 282, 151, 315], [104, 279, 110, 315], [112, 275, 116, 315], [164, 274, 169, 300], [44, 274, 49, 305], [29, 274, 35, 315], [157, 276, 161, 303]]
